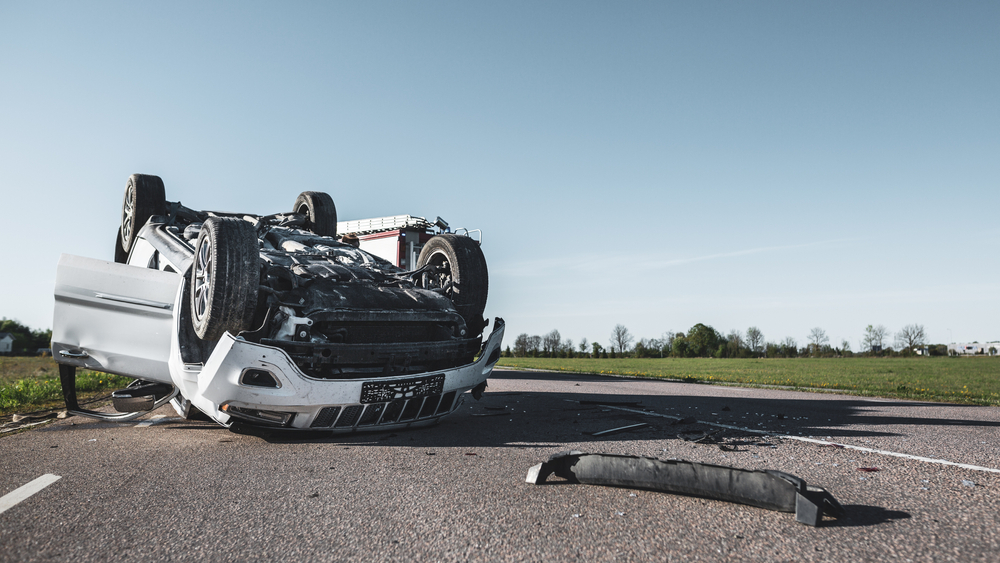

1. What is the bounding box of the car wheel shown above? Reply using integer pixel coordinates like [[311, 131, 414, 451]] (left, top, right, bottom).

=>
[[120, 174, 166, 254], [190, 217, 260, 341], [417, 234, 489, 334], [114, 228, 129, 264], [292, 191, 337, 237]]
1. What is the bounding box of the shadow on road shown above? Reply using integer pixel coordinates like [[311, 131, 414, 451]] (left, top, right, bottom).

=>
[[826, 505, 912, 528], [223, 369, 999, 448]]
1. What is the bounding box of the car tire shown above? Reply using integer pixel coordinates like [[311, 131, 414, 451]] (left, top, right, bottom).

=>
[[417, 234, 489, 335], [120, 174, 167, 254], [114, 228, 129, 264], [190, 217, 260, 341], [293, 191, 337, 237]]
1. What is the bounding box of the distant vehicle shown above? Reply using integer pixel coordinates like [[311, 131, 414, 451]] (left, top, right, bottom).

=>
[[52, 174, 503, 431]]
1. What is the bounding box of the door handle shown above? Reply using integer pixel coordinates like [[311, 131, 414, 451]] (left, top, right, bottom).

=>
[[59, 349, 90, 359]]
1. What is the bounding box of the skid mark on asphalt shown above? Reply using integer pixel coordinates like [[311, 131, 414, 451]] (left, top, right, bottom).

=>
[[577, 402, 1000, 475], [0, 474, 61, 515]]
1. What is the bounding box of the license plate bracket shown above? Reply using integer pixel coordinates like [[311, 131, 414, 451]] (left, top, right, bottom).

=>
[[361, 374, 445, 404]]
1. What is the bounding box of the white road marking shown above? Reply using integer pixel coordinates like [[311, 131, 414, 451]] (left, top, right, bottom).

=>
[[580, 402, 1000, 475], [135, 415, 168, 427], [0, 474, 61, 515]]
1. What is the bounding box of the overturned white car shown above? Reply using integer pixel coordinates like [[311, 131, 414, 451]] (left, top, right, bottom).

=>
[[52, 174, 504, 431]]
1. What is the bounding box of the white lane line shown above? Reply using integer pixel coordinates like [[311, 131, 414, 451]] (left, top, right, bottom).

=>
[[134, 415, 167, 427], [583, 402, 1000, 475], [0, 474, 61, 515]]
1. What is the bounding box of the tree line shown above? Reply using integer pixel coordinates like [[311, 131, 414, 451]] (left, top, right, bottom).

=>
[[0, 318, 53, 356], [504, 322, 948, 359]]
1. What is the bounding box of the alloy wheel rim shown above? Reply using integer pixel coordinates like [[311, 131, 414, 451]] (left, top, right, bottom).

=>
[[194, 238, 212, 321], [122, 186, 135, 241]]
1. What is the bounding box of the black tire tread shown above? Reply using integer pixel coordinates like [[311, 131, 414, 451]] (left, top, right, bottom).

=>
[[417, 234, 489, 333], [293, 191, 337, 237], [121, 174, 166, 254], [191, 217, 260, 341]]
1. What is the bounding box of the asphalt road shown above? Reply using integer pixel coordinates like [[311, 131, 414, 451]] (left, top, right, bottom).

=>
[[1, 368, 998, 562]]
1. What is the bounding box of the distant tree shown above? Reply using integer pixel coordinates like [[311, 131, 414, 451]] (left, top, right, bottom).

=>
[[782, 337, 798, 357], [661, 331, 676, 356], [635, 338, 665, 358], [528, 335, 542, 356], [610, 324, 634, 355], [542, 330, 561, 357], [724, 330, 743, 358], [592, 341, 604, 357], [863, 325, 889, 354], [579, 338, 589, 357], [841, 339, 851, 352], [808, 328, 829, 356], [512, 334, 530, 357], [563, 338, 574, 358], [685, 324, 724, 357], [895, 324, 927, 353], [746, 327, 764, 355]]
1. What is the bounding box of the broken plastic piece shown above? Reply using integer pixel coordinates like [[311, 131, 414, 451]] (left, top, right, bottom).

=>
[[588, 423, 648, 436], [525, 451, 845, 527], [857, 467, 880, 472]]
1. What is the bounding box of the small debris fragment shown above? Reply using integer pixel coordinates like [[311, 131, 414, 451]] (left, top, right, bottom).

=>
[[857, 467, 880, 473], [673, 417, 697, 426], [308, 492, 319, 498], [962, 480, 976, 488], [572, 514, 581, 518], [465, 452, 478, 456], [721, 406, 731, 411], [589, 423, 648, 437]]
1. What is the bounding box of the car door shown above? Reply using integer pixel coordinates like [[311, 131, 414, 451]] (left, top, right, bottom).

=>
[[52, 253, 182, 383]]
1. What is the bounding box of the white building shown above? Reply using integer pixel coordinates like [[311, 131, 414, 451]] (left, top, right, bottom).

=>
[[948, 342, 1000, 356], [0, 332, 14, 354]]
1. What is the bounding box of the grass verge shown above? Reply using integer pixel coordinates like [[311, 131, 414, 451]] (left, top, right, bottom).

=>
[[0, 356, 131, 416], [496, 357, 1000, 406]]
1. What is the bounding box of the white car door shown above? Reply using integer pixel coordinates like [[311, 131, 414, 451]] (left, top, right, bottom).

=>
[[52, 253, 181, 383]]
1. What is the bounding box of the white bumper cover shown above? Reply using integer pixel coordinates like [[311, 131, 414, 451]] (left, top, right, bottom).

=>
[[169, 319, 505, 431]]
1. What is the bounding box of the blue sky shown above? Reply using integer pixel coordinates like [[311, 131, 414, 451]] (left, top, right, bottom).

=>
[[1, 1, 997, 349]]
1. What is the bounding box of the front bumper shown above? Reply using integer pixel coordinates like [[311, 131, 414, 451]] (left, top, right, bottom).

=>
[[173, 318, 505, 431]]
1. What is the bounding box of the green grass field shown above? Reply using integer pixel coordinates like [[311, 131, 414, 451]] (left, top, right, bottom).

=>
[[0, 356, 131, 416], [497, 356, 1000, 406]]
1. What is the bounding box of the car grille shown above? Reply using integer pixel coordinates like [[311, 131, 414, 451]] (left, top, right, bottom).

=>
[[310, 391, 458, 429]]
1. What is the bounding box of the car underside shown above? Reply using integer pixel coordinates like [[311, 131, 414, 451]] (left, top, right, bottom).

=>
[[51, 173, 503, 431]]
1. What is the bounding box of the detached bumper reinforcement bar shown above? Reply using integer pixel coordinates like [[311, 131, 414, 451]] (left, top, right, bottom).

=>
[[58, 364, 178, 422], [526, 451, 845, 527]]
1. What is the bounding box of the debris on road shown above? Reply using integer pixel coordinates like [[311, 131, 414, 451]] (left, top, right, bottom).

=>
[[526, 451, 846, 527], [588, 423, 649, 437], [857, 467, 880, 473]]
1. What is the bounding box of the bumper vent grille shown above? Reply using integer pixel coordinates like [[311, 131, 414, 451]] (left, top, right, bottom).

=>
[[309, 393, 457, 429], [311, 407, 341, 428]]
